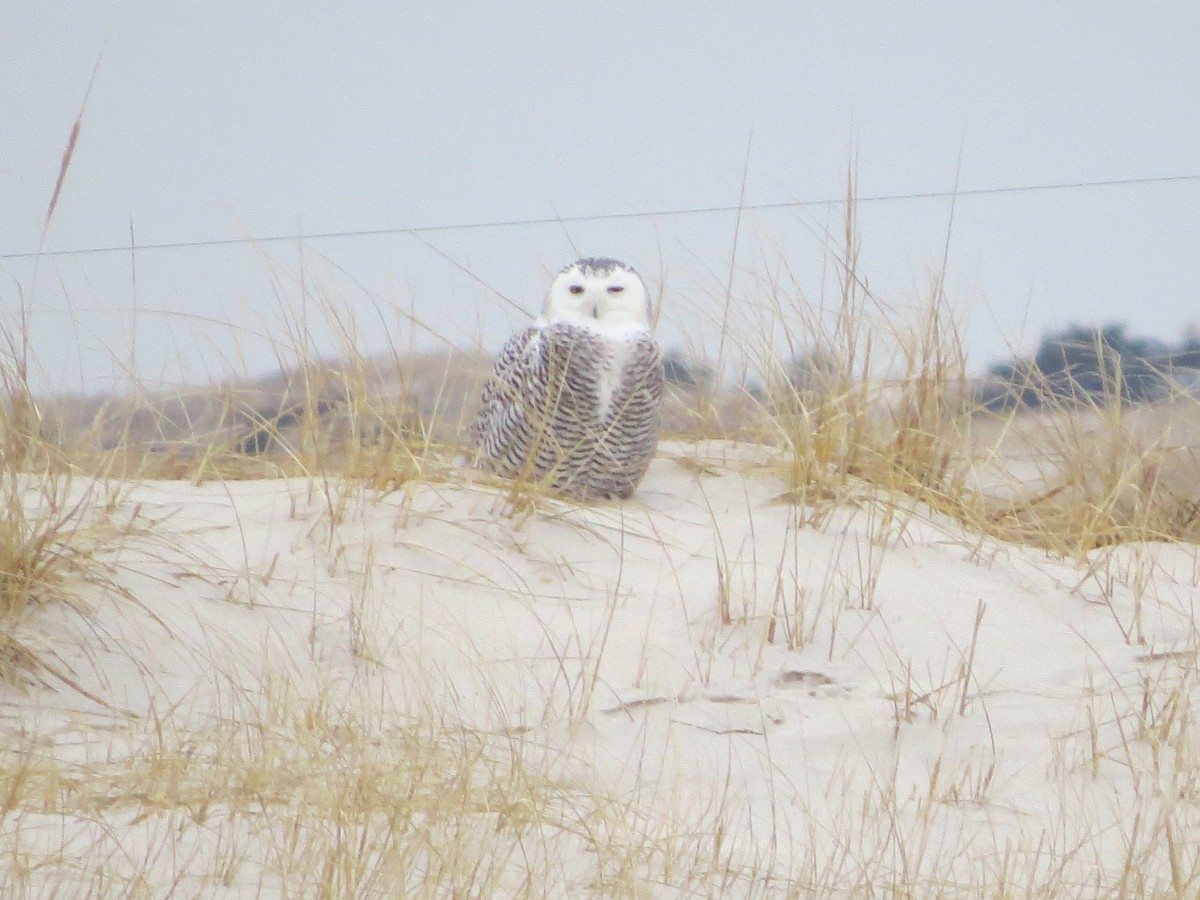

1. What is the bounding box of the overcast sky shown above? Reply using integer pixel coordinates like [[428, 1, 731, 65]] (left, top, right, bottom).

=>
[[3, 3, 1199, 392]]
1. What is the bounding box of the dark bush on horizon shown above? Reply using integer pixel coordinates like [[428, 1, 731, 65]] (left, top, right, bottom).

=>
[[977, 324, 1200, 411]]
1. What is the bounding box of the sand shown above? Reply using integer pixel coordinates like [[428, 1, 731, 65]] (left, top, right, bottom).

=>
[[3, 439, 1198, 894]]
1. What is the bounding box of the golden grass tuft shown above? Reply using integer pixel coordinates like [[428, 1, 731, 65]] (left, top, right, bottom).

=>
[[738, 198, 1200, 558], [0, 682, 744, 896], [0, 346, 130, 690]]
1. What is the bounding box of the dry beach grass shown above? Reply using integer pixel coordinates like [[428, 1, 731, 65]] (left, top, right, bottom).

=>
[[5, 165, 1200, 894], [7, 307, 1200, 897]]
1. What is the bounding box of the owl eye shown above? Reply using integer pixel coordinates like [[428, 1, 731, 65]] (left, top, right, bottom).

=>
[[607, 285, 625, 293], [568, 285, 585, 294]]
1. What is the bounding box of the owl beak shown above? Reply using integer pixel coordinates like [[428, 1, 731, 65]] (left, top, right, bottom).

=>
[[590, 302, 599, 319]]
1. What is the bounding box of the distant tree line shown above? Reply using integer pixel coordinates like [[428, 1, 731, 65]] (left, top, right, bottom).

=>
[[662, 350, 717, 390], [978, 324, 1200, 410]]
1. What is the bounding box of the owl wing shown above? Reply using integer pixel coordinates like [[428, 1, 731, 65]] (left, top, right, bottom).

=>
[[475, 325, 545, 468], [591, 333, 664, 497], [621, 333, 665, 412]]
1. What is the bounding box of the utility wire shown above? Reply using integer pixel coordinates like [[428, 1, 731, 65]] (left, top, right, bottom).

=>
[[3, 172, 1197, 262]]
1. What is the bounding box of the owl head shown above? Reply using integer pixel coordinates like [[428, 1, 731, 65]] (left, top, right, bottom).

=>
[[542, 258, 653, 331]]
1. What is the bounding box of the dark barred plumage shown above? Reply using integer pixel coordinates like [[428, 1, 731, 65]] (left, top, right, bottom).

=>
[[570, 257, 627, 277], [476, 323, 664, 500]]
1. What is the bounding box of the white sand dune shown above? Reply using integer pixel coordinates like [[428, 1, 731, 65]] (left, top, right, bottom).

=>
[[4, 440, 1198, 894]]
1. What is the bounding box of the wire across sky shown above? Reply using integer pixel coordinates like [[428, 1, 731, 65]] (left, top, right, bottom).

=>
[[3, 172, 1197, 262]]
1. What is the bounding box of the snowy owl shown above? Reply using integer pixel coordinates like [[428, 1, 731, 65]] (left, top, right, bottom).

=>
[[475, 257, 664, 500]]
